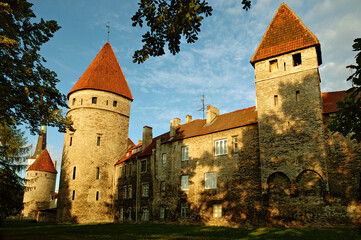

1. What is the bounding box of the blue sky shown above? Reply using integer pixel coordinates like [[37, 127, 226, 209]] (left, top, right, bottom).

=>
[[23, 0, 361, 189]]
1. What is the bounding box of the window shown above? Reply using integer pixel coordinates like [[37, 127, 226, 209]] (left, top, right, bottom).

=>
[[81, 99, 83, 105], [296, 90, 300, 102], [142, 183, 149, 197], [160, 181, 166, 192], [70, 136, 73, 146], [160, 207, 165, 219], [128, 185, 132, 199], [129, 163, 132, 175], [215, 139, 227, 156], [141, 160, 147, 173], [142, 207, 149, 221], [181, 202, 190, 218], [274, 95, 278, 106], [97, 136, 101, 146], [124, 164, 128, 176], [72, 98, 76, 105], [127, 207, 132, 221], [72, 190, 75, 200], [92, 97, 97, 104], [162, 153, 167, 164], [213, 204, 222, 218], [106, 100, 108, 105], [181, 175, 189, 191], [182, 146, 189, 161], [123, 186, 127, 199], [72, 166, 76, 180], [293, 53, 302, 66], [269, 59, 278, 72], [96, 191, 99, 201], [205, 173, 217, 189], [284, 62, 286, 71], [233, 137, 238, 153], [96, 167, 100, 180], [113, 101, 117, 107], [119, 207, 123, 221]]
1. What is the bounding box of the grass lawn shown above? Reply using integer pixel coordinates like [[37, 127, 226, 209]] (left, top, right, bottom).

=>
[[1, 221, 361, 240]]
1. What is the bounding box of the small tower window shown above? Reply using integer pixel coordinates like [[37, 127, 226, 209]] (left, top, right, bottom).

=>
[[72, 190, 75, 200], [72, 98, 76, 105], [73, 166, 76, 180], [113, 101, 117, 107], [274, 95, 278, 106], [284, 62, 286, 71], [97, 136, 101, 146], [293, 53, 302, 66], [70, 136, 73, 146], [96, 191, 99, 201], [106, 100, 108, 105], [92, 97, 97, 104], [269, 59, 278, 72], [96, 167, 100, 180], [81, 99, 83, 105], [296, 90, 300, 102]]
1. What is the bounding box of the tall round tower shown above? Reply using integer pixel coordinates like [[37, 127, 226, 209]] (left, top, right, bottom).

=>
[[57, 42, 133, 223], [23, 126, 57, 219]]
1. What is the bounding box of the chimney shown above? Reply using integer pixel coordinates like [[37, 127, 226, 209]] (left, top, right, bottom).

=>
[[185, 115, 192, 124], [170, 118, 181, 137], [54, 161, 57, 170], [206, 105, 219, 124], [142, 126, 152, 150], [138, 140, 142, 145]]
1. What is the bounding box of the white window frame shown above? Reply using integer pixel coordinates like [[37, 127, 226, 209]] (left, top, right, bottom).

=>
[[213, 204, 222, 218], [162, 153, 167, 164], [215, 139, 227, 156], [128, 185, 132, 199], [142, 207, 149, 221], [142, 183, 149, 197], [160, 206, 165, 219], [233, 136, 238, 153], [181, 202, 190, 218], [182, 146, 189, 161], [160, 181, 166, 192], [205, 172, 217, 189], [123, 185, 127, 199], [141, 160, 147, 173], [181, 175, 189, 191]]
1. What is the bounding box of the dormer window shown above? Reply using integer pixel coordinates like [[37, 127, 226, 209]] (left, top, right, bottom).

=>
[[92, 97, 97, 104], [269, 59, 278, 72], [293, 53, 302, 66]]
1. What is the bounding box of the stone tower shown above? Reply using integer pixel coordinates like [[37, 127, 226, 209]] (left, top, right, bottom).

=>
[[57, 42, 133, 223], [23, 126, 57, 218], [250, 3, 328, 196]]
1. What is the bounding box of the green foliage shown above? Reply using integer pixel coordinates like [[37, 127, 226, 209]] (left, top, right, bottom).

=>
[[132, 0, 252, 63], [329, 38, 361, 142], [0, 0, 72, 134], [0, 122, 30, 220]]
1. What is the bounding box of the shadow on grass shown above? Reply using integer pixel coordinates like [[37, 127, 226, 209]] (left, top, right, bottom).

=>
[[2, 222, 361, 240]]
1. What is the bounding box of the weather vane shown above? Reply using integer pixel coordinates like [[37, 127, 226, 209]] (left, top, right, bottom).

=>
[[106, 21, 110, 42]]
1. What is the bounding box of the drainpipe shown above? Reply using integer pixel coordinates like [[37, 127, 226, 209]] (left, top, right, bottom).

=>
[[135, 156, 139, 223]]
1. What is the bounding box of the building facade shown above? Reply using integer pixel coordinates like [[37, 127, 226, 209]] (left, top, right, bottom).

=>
[[54, 3, 361, 226]]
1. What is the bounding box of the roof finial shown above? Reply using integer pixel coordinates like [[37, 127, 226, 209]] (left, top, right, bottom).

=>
[[106, 21, 110, 42]]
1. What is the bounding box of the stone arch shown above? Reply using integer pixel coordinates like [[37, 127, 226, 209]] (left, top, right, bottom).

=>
[[267, 172, 291, 197], [296, 170, 323, 197]]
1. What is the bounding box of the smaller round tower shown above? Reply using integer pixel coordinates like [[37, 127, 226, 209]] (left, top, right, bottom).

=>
[[23, 127, 57, 219]]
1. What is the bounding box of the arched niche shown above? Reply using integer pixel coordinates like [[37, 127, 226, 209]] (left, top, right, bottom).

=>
[[296, 170, 323, 197], [267, 172, 291, 197]]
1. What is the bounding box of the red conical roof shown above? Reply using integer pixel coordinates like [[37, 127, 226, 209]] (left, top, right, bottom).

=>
[[27, 149, 57, 174], [68, 42, 133, 100], [250, 3, 321, 65]]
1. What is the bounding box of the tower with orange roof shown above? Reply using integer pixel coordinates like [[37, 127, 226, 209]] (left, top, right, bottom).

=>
[[57, 42, 133, 223], [23, 126, 57, 218]]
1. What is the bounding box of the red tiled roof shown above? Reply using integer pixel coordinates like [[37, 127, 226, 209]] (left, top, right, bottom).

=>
[[116, 91, 347, 164], [250, 3, 321, 65], [322, 91, 348, 114], [114, 142, 143, 165], [27, 149, 57, 174], [68, 42, 133, 100]]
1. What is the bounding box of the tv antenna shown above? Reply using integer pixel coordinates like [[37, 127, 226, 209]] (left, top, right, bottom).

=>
[[197, 95, 206, 119], [106, 21, 110, 42]]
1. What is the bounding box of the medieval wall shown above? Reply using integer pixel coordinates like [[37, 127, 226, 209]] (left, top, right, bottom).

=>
[[57, 89, 131, 224]]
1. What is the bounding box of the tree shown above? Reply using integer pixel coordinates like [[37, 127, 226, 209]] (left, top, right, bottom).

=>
[[0, 0, 72, 134], [132, 0, 251, 63], [329, 38, 361, 142], [0, 122, 30, 221]]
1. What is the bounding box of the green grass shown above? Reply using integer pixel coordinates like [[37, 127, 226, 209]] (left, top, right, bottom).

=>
[[1, 221, 361, 240]]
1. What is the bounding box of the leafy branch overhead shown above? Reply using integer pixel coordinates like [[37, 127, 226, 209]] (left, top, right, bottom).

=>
[[329, 38, 361, 142], [131, 0, 252, 63], [0, 0, 72, 134]]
